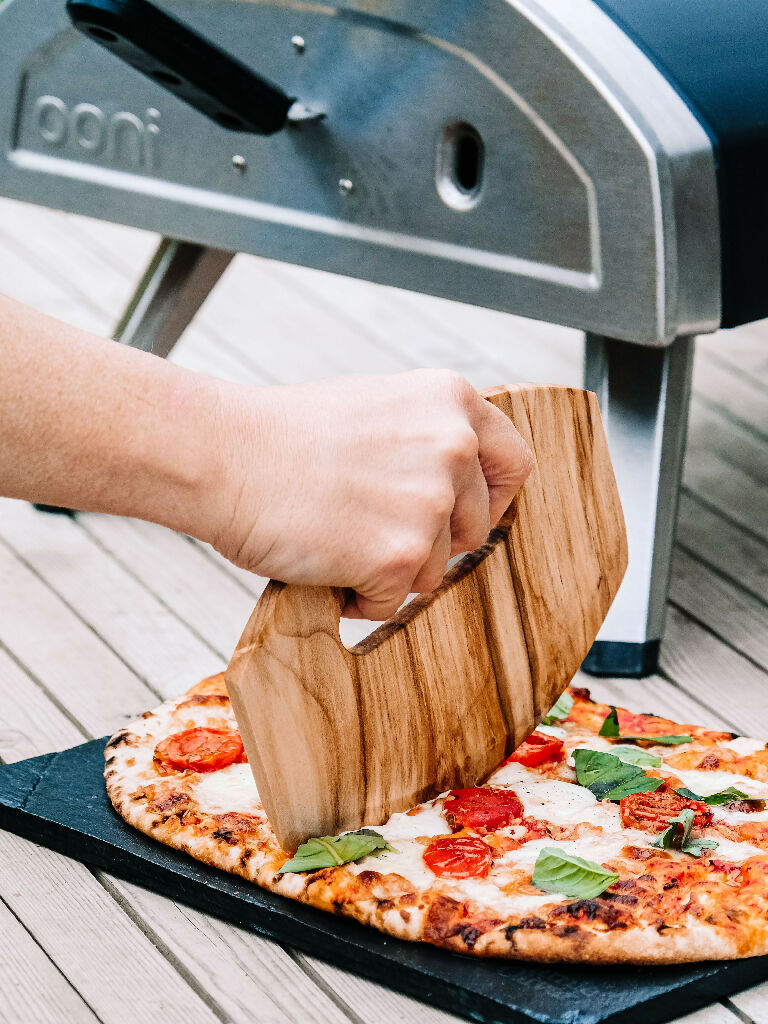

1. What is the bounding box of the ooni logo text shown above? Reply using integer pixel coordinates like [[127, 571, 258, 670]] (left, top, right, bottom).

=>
[[32, 95, 159, 168]]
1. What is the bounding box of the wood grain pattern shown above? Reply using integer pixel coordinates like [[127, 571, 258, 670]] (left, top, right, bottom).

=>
[[226, 384, 627, 850]]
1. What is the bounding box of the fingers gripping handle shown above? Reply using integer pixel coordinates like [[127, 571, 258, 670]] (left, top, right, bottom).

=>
[[260, 385, 523, 653]]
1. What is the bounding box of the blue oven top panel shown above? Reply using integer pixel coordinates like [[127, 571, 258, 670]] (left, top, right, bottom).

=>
[[593, 0, 768, 329]]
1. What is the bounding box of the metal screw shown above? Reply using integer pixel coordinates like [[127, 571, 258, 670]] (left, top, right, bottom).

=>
[[232, 155, 247, 173], [338, 177, 355, 196], [291, 35, 305, 54]]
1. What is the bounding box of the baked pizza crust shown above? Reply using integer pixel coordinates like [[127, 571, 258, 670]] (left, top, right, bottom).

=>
[[106, 675, 768, 963]]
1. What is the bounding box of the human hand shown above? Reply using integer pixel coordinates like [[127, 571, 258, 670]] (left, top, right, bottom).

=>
[[207, 370, 533, 619]]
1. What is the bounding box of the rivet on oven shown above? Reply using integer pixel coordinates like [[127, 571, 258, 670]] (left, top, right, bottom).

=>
[[291, 35, 306, 54], [232, 155, 247, 173], [338, 178, 355, 196]]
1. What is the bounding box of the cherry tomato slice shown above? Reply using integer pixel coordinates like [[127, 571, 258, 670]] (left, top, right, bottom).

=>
[[619, 787, 713, 831], [423, 835, 493, 879], [505, 731, 565, 768], [443, 787, 524, 833], [154, 727, 246, 773]]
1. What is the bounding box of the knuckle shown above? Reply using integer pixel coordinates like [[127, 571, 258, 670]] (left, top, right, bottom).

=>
[[440, 427, 479, 469], [383, 537, 430, 580], [420, 368, 473, 404], [441, 367, 472, 392], [423, 485, 455, 524]]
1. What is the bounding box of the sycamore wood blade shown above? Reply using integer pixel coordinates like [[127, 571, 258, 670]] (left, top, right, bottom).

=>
[[226, 384, 627, 851]]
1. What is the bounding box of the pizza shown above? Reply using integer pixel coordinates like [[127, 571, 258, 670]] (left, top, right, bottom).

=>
[[106, 676, 768, 963]]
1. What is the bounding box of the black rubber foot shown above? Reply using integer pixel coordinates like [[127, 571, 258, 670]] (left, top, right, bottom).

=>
[[581, 639, 660, 678], [33, 503, 77, 517]]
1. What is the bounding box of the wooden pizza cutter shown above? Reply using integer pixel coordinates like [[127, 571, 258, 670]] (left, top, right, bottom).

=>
[[226, 384, 627, 851]]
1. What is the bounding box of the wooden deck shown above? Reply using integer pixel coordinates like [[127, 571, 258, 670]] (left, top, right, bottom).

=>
[[0, 194, 766, 1024]]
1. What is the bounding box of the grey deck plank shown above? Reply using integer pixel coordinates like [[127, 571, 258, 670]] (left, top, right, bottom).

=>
[[0, 896, 101, 1024], [670, 547, 768, 672], [694, 342, 768, 438], [0, 646, 89, 762], [0, 497, 224, 695], [99, 877, 355, 1024], [660, 606, 768, 736], [0, 831, 224, 1024], [727, 985, 768, 1024], [684, 447, 768, 547], [0, 538, 159, 734], [0, 197, 765, 1024], [676, 492, 768, 606], [78, 514, 256, 661], [688, 399, 768, 489], [698, 323, 768, 383]]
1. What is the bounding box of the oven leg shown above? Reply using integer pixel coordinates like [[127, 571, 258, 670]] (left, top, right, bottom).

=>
[[34, 239, 234, 517], [113, 238, 234, 356], [581, 333, 695, 678]]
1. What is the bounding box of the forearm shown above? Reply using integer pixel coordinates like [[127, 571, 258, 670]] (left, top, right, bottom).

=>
[[0, 294, 226, 538], [0, 293, 532, 613]]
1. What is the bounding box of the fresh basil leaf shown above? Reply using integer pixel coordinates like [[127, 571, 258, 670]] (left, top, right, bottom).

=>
[[651, 808, 719, 857], [602, 776, 665, 801], [278, 828, 396, 873], [542, 692, 574, 725], [572, 749, 664, 802], [598, 707, 620, 738], [532, 847, 619, 899], [675, 785, 752, 806], [620, 734, 692, 745], [611, 746, 662, 769], [680, 836, 718, 857]]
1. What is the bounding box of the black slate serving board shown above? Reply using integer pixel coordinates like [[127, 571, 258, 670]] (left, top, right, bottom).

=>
[[1, 739, 766, 1024]]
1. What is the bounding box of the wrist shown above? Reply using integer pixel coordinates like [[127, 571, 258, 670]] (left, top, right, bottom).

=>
[[139, 362, 232, 544], [166, 372, 278, 563]]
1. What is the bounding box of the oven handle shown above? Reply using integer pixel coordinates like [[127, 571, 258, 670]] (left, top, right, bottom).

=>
[[66, 0, 317, 135]]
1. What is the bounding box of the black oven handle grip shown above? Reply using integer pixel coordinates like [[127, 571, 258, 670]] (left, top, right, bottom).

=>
[[66, 0, 296, 135]]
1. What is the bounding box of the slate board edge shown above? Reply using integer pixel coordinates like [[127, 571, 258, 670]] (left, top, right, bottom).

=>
[[0, 742, 765, 1024]]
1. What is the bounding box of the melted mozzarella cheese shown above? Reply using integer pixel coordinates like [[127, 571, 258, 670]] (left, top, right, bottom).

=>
[[375, 801, 448, 842], [499, 833, 634, 870], [717, 805, 768, 825], [723, 736, 767, 756], [347, 801, 449, 887], [193, 763, 262, 814], [673, 769, 768, 800], [536, 725, 567, 739], [441, 877, 556, 914], [703, 836, 764, 863], [349, 838, 437, 888], [488, 762, 619, 829], [168, 705, 236, 731]]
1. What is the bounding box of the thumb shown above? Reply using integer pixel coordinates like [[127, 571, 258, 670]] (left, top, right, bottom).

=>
[[472, 397, 534, 525]]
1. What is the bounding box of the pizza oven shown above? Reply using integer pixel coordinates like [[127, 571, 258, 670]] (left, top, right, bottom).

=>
[[1, 0, 766, 677]]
